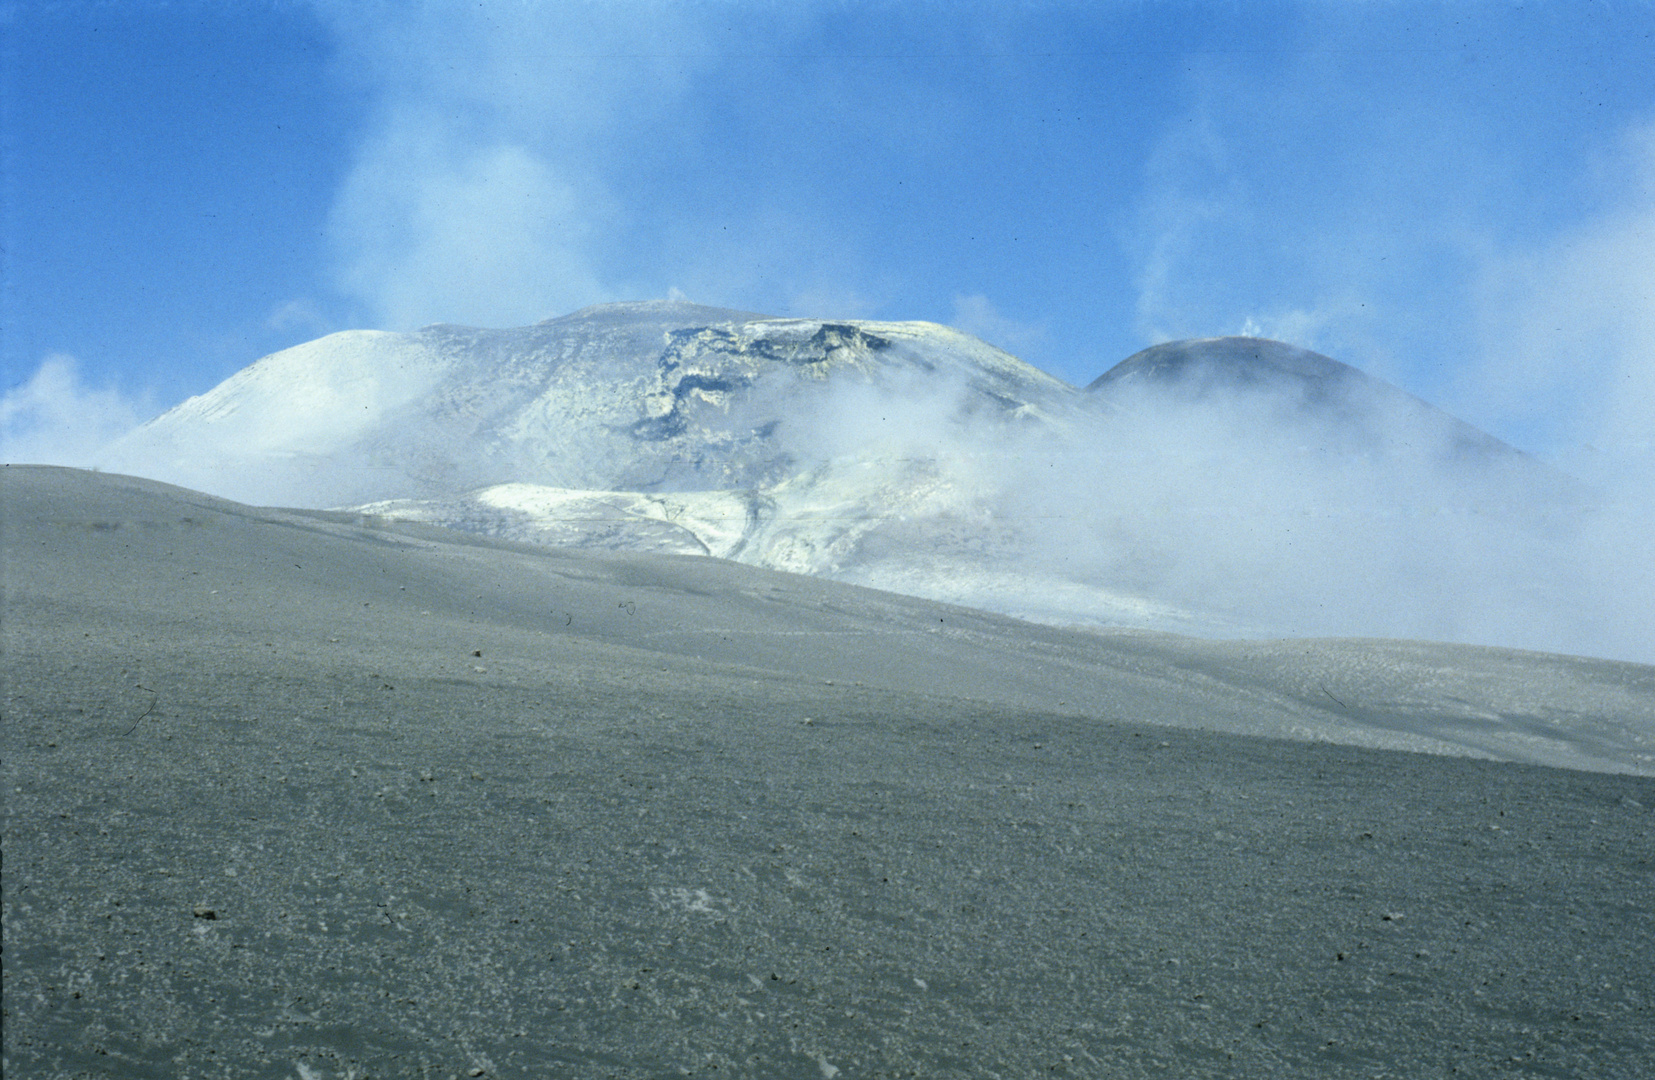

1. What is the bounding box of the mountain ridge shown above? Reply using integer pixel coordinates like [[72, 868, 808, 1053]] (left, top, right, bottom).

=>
[[93, 302, 1618, 658], [1089, 336, 1534, 466], [106, 301, 1074, 504]]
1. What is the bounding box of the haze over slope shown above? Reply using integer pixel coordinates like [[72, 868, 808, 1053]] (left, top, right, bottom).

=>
[[8, 464, 1652, 775], [8, 464, 1653, 1078], [97, 301, 1650, 663]]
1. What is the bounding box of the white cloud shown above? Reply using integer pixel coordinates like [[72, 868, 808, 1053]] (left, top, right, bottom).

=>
[[1468, 122, 1655, 466], [1127, 97, 1239, 345], [329, 129, 609, 329], [1120, 40, 1507, 392], [1, 355, 149, 466], [313, 0, 715, 331], [266, 298, 335, 336], [949, 294, 1048, 359], [1236, 303, 1354, 352]]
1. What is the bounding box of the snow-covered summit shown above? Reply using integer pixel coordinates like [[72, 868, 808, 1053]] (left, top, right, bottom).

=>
[[105, 301, 1073, 508], [97, 304, 1623, 659]]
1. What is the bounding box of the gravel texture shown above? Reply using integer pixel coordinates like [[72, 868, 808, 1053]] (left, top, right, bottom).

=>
[[4, 465, 1653, 1079]]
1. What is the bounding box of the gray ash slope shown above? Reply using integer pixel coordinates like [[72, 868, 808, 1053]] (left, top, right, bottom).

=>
[[4, 464, 1653, 1079]]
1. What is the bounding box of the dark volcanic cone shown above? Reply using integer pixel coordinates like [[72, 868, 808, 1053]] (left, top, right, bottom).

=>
[[1087, 336, 1532, 466]]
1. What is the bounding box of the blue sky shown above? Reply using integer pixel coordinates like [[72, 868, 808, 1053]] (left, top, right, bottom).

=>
[[4, 0, 1654, 465]]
